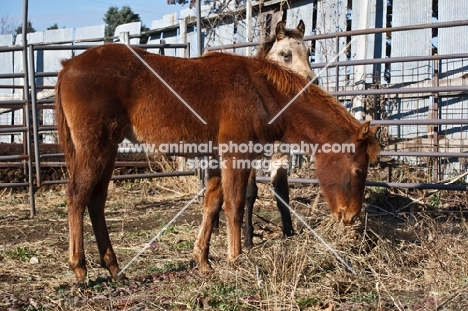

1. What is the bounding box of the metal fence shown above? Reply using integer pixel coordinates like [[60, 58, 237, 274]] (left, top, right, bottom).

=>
[[206, 16, 468, 188], [0, 11, 194, 216], [1, 1, 468, 215]]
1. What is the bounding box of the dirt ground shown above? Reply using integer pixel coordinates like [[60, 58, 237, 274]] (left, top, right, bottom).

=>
[[1, 173, 468, 310]]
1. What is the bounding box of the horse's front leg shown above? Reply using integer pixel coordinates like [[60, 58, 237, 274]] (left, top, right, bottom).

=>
[[222, 161, 250, 264], [271, 153, 294, 236], [193, 167, 223, 270]]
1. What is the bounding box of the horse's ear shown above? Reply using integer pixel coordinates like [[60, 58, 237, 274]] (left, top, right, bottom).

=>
[[297, 20, 305, 37], [356, 121, 380, 141], [276, 21, 286, 40], [355, 121, 371, 141], [370, 125, 380, 135]]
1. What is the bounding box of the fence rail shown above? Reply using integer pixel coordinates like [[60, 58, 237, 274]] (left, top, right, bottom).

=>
[[1, 2, 468, 215], [0, 32, 192, 216]]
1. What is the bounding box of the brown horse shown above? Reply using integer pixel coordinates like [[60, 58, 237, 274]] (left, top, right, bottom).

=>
[[55, 44, 379, 282], [242, 19, 318, 248]]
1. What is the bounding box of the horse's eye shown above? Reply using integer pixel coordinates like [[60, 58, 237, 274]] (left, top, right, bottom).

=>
[[353, 167, 365, 178], [282, 52, 292, 62]]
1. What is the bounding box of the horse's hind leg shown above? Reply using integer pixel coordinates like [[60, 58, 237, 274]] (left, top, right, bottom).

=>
[[243, 169, 257, 248], [193, 167, 223, 270], [87, 150, 124, 281], [67, 173, 89, 283], [67, 147, 115, 282]]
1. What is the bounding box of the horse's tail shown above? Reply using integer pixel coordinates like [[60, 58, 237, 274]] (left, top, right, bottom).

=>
[[55, 66, 75, 175]]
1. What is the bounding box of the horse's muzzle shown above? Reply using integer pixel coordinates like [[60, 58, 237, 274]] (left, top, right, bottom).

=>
[[334, 210, 359, 226]]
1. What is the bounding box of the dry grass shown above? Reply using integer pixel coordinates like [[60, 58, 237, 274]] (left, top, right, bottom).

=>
[[1, 171, 468, 310]]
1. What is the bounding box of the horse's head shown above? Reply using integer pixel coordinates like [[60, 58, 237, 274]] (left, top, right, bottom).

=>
[[314, 121, 380, 225], [265, 20, 318, 83]]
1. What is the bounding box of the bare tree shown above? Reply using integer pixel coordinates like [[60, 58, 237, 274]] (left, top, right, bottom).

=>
[[0, 14, 18, 35]]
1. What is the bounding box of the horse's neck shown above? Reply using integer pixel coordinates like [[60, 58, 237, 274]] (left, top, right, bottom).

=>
[[283, 103, 356, 146]]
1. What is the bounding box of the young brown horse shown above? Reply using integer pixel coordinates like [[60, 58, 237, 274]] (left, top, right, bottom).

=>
[[56, 44, 379, 282], [242, 19, 318, 248]]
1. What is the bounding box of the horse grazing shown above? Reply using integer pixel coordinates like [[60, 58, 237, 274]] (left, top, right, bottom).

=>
[[55, 44, 379, 282], [241, 19, 318, 248]]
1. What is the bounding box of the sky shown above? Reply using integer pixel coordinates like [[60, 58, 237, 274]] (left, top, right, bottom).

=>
[[0, 0, 188, 33]]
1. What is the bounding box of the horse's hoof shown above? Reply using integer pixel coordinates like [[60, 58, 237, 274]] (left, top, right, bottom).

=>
[[227, 257, 241, 270], [283, 230, 294, 237], [111, 270, 128, 282], [193, 256, 212, 271], [72, 267, 88, 284], [196, 259, 212, 272], [193, 246, 212, 271], [243, 241, 254, 249]]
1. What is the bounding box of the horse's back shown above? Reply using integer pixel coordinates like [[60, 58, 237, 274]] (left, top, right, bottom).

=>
[[56, 44, 304, 148], [56, 44, 143, 147]]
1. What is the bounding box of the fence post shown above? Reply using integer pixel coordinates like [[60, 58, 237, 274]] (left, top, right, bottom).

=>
[[246, 0, 252, 56], [432, 57, 440, 182], [196, 0, 202, 56], [159, 39, 165, 55], [180, 17, 188, 58], [21, 0, 36, 216], [28, 44, 42, 188], [119, 32, 130, 44]]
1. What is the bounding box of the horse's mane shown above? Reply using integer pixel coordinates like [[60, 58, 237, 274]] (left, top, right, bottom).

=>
[[202, 52, 380, 162], [202, 51, 304, 95], [256, 27, 305, 60], [256, 57, 309, 95], [257, 57, 380, 162], [302, 89, 380, 162], [367, 135, 380, 163]]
